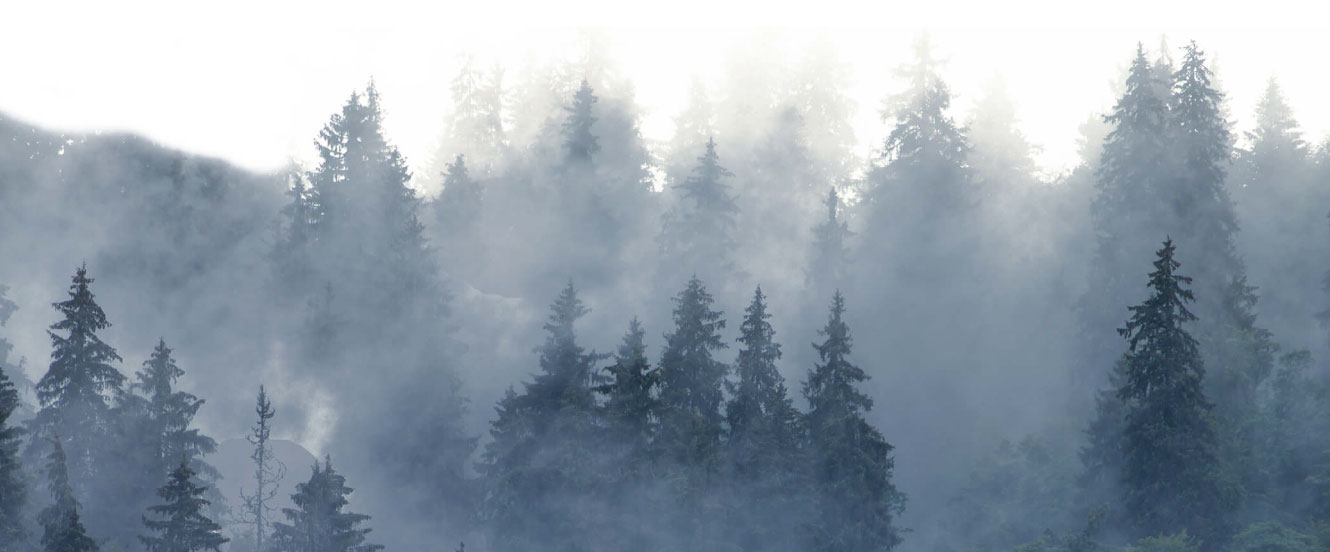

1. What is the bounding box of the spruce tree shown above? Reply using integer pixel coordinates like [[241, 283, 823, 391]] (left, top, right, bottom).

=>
[[140, 458, 227, 552], [724, 287, 805, 552], [595, 318, 657, 456], [238, 386, 284, 552], [658, 139, 739, 277], [807, 187, 851, 291], [562, 79, 600, 165], [803, 292, 905, 552], [434, 154, 483, 238], [0, 355, 24, 548], [271, 458, 381, 552], [124, 340, 218, 477], [1113, 239, 1233, 544], [1079, 44, 1175, 391], [656, 276, 729, 472], [38, 438, 98, 552], [726, 286, 798, 477], [32, 265, 124, 486], [479, 283, 607, 551]]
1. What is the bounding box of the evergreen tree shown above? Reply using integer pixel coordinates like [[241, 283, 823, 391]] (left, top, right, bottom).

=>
[[803, 292, 905, 552], [656, 276, 729, 471], [595, 318, 657, 456], [238, 386, 284, 552], [479, 283, 607, 551], [425, 55, 506, 179], [38, 439, 98, 552], [807, 187, 851, 291], [1112, 239, 1234, 544], [724, 287, 805, 552], [658, 139, 739, 278], [726, 286, 798, 477], [653, 277, 729, 546], [31, 265, 124, 486], [109, 339, 221, 549], [433, 154, 483, 239], [271, 458, 381, 552], [869, 35, 971, 220], [124, 340, 218, 477], [1079, 44, 1176, 391], [0, 353, 24, 549], [562, 79, 600, 165], [140, 458, 227, 552], [1242, 78, 1307, 182]]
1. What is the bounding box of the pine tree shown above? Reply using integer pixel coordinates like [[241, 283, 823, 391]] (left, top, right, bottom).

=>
[[807, 187, 851, 291], [656, 276, 729, 471], [433, 154, 483, 238], [0, 354, 25, 548], [1113, 239, 1233, 544], [726, 286, 798, 476], [562, 79, 600, 165], [870, 35, 971, 219], [108, 339, 221, 549], [803, 292, 905, 552], [140, 458, 227, 552], [1242, 78, 1307, 181], [724, 287, 805, 552], [238, 386, 284, 552], [479, 283, 607, 551], [595, 318, 657, 456], [271, 458, 381, 552], [658, 139, 739, 277], [1078, 44, 1175, 391], [39, 438, 98, 552], [125, 340, 218, 477], [32, 265, 124, 486]]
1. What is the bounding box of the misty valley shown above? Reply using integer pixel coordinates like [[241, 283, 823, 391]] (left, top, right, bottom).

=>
[[2, 35, 1330, 552]]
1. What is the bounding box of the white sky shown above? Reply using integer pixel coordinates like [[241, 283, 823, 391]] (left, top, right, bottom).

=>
[[3, 0, 1327, 181]]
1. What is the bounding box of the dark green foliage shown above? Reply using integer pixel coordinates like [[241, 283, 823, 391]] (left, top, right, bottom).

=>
[[0, 353, 25, 548], [726, 286, 799, 478], [1228, 521, 1321, 552], [479, 283, 609, 551], [656, 277, 729, 472], [271, 458, 381, 552], [595, 318, 657, 457], [807, 188, 851, 291], [434, 154, 483, 238], [562, 80, 600, 165], [32, 265, 125, 458], [1080, 44, 1174, 388], [873, 36, 971, 217], [659, 139, 739, 276], [38, 439, 97, 552], [803, 292, 905, 552], [724, 287, 806, 551], [124, 339, 218, 477], [1112, 240, 1234, 543], [140, 458, 228, 552]]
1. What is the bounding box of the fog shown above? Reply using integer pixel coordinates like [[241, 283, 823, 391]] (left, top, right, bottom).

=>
[[1, 20, 1329, 552]]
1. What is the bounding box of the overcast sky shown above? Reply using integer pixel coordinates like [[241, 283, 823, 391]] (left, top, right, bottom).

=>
[[4, 0, 1326, 183]]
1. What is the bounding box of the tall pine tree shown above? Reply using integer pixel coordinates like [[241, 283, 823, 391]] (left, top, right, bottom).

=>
[[803, 292, 905, 552], [1110, 239, 1234, 545], [31, 265, 124, 492], [38, 438, 98, 552], [479, 283, 608, 552], [271, 458, 381, 552], [140, 458, 228, 552], [0, 353, 24, 549]]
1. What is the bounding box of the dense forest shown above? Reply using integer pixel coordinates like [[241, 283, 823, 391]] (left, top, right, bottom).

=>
[[2, 35, 1330, 552]]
